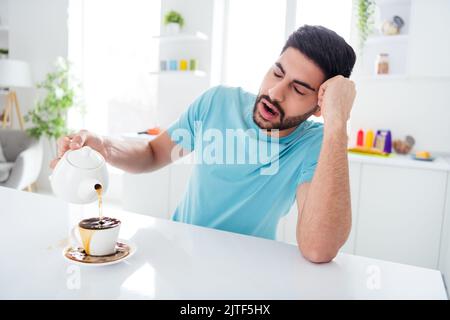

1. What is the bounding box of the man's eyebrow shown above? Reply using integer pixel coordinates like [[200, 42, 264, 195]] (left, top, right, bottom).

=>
[[275, 62, 317, 92]]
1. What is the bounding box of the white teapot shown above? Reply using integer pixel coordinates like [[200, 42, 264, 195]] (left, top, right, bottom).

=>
[[50, 146, 109, 204]]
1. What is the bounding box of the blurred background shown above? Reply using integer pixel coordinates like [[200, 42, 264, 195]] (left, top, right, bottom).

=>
[[1, 0, 450, 293]]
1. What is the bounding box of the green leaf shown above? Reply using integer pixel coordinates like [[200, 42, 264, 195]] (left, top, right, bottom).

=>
[[25, 57, 84, 140]]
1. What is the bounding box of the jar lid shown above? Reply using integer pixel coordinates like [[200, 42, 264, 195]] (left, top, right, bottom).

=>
[[66, 146, 104, 169]]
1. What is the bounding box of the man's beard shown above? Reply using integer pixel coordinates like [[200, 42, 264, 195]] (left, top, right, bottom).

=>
[[252, 94, 319, 131]]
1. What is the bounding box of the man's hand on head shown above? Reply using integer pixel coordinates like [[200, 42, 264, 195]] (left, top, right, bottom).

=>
[[317, 75, 356, 131]]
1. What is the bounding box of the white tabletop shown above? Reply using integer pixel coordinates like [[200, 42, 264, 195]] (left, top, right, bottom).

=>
[[0, 186, 447, 300]]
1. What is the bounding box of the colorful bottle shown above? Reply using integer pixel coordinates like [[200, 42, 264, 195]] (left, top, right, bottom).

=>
[[169, 60, 177, 71], [365, 130, 374, 149], [357, 129, 364, 146], [383, 130, 392, 153], [189, 59, 198, 71], [180, 59, 188, 71]]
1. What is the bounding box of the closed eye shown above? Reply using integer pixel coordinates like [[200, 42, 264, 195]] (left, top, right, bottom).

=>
[[293, 86, 306, 96], [273, 65, 306, 96], [273, 71, 283, 78]]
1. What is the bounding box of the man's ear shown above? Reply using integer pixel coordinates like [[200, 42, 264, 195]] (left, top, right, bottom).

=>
[[313, 105, 321, 117]]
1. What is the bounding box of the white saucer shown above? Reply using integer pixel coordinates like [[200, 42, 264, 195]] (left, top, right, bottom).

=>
[[63, 240, 136, 267]]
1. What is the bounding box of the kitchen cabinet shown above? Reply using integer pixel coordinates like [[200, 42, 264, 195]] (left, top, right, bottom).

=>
[[439, 172, 450, 289], [122, 156, 194, 220], [355, 164, 447, 269], [280, 155, 450, 273], [122, 166, 171, 219]]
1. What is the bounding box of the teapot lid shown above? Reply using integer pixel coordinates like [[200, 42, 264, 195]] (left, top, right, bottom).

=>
[[66, 146, 104, 169]]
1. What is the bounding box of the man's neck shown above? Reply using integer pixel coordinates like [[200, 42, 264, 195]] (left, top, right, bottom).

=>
[[264, 126, 297, 138]]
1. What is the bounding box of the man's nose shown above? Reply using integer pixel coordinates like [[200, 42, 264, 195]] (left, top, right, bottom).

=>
[[268, 82, 286, 103]]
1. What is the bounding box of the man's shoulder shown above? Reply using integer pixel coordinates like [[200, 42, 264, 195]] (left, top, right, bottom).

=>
[[303, 120, 324, 141], [206, 85, 256, 102], [199, 86, 256, 118]]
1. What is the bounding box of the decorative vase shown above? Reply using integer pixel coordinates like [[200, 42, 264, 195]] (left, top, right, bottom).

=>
[[165, 23, 181, 35]]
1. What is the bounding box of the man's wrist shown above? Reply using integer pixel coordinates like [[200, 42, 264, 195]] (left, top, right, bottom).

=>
[[100, 135, 112, 163], [323, 119, 348, 137]]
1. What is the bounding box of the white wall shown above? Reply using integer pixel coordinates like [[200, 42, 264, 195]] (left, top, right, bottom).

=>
[[8, 0, 69, 191], [0, 0, 8, 26], [157, 0, 214, 128], [350, 0, 450, 154]]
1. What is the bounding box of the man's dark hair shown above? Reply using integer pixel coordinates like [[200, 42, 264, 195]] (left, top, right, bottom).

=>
[[282, 25, 356, 80]]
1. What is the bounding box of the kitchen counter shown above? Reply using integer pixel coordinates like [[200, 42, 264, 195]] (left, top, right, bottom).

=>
[[0, 186, 447, 299], [348, 152, 450, 172]]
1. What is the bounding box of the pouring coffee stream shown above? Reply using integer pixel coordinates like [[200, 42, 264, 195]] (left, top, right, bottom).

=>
[[94, 183, 104, 221]]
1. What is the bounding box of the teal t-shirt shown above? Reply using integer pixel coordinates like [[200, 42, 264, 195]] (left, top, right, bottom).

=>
[[167, 85, 323, 240]]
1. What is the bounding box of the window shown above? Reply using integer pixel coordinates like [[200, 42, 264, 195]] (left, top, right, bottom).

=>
[[220, 0, 354, 124], [222, 0, 287, 93], [296, 0, 353, 42], [68, 0, 161, 135], [221, 0, 354, 92]]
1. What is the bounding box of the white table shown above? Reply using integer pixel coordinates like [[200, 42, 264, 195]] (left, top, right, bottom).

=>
[[0, 186, 447, 299]]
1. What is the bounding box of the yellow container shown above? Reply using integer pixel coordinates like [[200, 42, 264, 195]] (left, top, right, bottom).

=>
[[179, 59, 188, 71], [365, 130, 374, 148]]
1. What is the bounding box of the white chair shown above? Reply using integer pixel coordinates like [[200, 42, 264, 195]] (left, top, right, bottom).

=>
[[0, 129, 43, 191]]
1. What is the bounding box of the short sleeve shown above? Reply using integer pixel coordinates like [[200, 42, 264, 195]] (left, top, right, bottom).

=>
[[166, 86, 221, 152], [296, 130, 324, 186]]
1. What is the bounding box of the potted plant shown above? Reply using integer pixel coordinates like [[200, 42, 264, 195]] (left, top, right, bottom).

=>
[[24, 57, 84, 158], [164, 10, 184, 35], [0, 48, 8, 58], [356, 0, 375, 51]]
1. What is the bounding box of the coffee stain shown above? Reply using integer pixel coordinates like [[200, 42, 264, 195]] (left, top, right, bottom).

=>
[[47, 238, 69, 251], [79, 227, 95, 255], [57, 237, 69, 248]]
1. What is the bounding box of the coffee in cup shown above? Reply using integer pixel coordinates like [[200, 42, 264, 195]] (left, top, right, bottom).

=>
[[72, 217, 121, 256]]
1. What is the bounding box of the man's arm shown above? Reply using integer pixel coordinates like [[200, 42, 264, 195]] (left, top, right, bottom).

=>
[[295, 75, 356, 263], [103, 131, 186, 173], [296, 126, 351, 263], [50, 129, 189, 174]]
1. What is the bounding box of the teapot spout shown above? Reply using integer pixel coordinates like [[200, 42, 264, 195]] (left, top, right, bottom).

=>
[[77, 179, 106, 204]]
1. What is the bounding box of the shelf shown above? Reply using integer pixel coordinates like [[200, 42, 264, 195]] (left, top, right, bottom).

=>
[[365, 34, 409, 45], [353, 74, 450, 82], [0, 26, 9, 32], [152, 32, 208, 42], [353, 74, 407, 81], [149, 70, 207, 77], [375, 0, 411, 6]]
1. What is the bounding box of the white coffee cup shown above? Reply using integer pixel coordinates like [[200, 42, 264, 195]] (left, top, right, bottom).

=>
[[71, 217, 121, 256]]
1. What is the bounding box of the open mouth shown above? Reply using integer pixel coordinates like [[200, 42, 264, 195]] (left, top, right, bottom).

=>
[[259, 98, 279, 121]]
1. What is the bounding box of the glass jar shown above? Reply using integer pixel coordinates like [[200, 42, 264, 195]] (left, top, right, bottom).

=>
[[375, 53, 389, 75]]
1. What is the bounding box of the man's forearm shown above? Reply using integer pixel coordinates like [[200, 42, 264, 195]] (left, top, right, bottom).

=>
[[297, 122, 352, 261], [102, 136, 156, 174]]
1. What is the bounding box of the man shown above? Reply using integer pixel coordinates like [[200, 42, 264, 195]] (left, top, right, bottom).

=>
[[51, 25, 356, 263]]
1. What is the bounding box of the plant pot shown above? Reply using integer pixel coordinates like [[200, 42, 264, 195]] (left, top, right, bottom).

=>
[[165, 23, 181, 35]]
